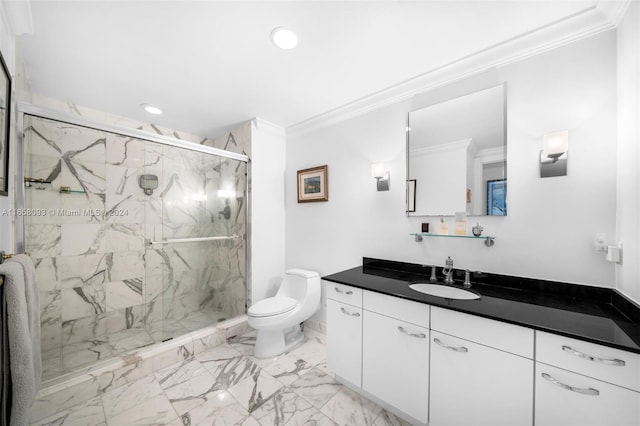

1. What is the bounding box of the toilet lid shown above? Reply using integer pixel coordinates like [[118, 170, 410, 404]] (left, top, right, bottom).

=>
[[248, 296, 297, 317]]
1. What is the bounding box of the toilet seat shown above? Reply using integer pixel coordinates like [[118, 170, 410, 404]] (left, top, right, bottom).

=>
[[248, 296, 297, 317]]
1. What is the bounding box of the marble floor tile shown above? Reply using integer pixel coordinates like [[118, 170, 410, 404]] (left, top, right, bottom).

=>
[[108, 327, 155, 353], [228, 369, 284, 413], [289, 367, 342, 410], [31, 330, 401, 426], [101, 375, 164, 418], [314, 361, 334, 379], [290, 335, 328, 366], [228, 332, 257, 355], [371, 409, 414, 426], [197, 344, 259, 390], [262, 353, 314, 386], [30, 377, 101, 423], [320, 387, 383, 426], [105, 393, 179, 426], [155, 359, 217, 415], [301, 410, 339, 426], [30, 396, 106, 426], [250, 386, 315, 426], [178, 309, 229, 332], [179, 390, 257, 426], [61, 339, 115, 371]]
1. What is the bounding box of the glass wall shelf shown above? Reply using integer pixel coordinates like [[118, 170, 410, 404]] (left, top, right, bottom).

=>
[[410, 233, 495, 247]]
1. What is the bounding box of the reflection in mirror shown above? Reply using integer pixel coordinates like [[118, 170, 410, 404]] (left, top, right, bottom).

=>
[[407, 84, 506, 216]]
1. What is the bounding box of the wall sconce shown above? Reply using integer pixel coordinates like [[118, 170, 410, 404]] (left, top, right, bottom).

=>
[[540, 130, 568, 178], [371, 163, 390, 191]]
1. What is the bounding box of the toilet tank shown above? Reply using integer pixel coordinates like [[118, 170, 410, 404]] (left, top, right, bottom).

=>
[[277, 269, 320, 301]]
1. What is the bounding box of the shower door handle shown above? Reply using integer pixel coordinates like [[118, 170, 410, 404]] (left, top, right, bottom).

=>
[[149, 235, 241, 245]]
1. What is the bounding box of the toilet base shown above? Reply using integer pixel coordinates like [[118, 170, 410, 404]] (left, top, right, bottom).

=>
[[253, 324, 304, 358]]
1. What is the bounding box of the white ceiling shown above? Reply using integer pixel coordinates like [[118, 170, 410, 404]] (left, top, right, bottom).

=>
[[16, 0, 609, 138]]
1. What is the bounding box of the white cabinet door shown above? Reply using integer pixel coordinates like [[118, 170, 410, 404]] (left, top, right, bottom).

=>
[[430, 331, 534, 426], [535, 363, 640, 426], [326, 298, 362, 387], [362, 310, 429, 424]]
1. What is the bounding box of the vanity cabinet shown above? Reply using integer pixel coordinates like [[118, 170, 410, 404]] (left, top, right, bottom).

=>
[[429, 307, 534, 426], [535, 331, 640, 426], [326, 282, 363, 386], [324, 280, 640, 426], [362, 291, 430, 424]]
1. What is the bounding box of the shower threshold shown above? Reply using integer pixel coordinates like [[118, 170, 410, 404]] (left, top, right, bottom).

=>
[[41, 310, 233, 383]]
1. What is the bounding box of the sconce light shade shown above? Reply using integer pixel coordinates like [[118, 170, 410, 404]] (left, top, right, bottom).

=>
[[371, 163, 390, 191], [540, 130, 568, 178], [371, 163, 385, 179]]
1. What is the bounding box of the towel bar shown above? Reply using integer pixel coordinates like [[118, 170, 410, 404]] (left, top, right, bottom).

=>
[[0, 251, 30, 264]]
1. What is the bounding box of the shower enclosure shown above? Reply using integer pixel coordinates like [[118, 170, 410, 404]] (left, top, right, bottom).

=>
[[17, 105, 248, 381]]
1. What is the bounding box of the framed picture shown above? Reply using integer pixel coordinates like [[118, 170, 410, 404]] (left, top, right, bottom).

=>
[[0, 49, 10, 197], [297, 165, 328, 203], [487, 179, 507, 216]]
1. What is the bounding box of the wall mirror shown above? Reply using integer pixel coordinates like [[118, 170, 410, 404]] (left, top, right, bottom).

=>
[[407, 84, 507, 216]]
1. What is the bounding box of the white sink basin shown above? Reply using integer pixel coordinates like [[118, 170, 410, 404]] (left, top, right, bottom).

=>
[[409, 283, 480, 300]]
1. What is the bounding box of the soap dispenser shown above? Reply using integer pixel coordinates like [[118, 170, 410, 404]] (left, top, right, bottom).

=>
[[437, 217, 449, 235]]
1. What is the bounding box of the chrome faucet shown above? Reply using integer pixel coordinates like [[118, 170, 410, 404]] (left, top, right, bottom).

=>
[[443, 256, 454, 284], [463, 269, 472, 288]]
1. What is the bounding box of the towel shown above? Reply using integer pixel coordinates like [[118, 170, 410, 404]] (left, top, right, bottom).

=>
[[0, 255, 41, 426], [1, 277, 10, 426]]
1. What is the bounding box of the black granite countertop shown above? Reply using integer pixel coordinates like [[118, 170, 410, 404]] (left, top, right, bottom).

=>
[[322, 257, 640, 354]]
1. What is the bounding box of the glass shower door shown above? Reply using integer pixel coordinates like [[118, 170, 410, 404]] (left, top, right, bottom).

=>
[[144, 143, 247, 342]]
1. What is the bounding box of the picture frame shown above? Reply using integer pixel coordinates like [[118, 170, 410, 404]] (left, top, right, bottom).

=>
[[297, 165, 328, 203], [487, 179, 507, 216], [0, 49, 11, 197]]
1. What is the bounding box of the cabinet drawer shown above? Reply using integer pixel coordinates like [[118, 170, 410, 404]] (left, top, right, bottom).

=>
[[431, 306, 533, 358], [363, 290, 429, 328], [536, 331, 640, 392], [325, 281, 362, 308], [535, 363, 640, 426]]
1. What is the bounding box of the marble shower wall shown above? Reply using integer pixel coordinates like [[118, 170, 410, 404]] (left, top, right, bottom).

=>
[[23, 114, 248, 376]]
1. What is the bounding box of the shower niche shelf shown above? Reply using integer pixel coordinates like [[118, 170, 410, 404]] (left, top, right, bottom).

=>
[[410, 233, 495, 247]]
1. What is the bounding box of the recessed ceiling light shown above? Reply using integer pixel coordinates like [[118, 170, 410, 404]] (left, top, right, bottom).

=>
[[270, 27, 298, 50], [141, 103, 163, 115]]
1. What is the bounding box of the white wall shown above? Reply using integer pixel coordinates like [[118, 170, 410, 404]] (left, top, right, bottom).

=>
[[287, 30, 621, 323], [616, 1, 640, 304], [250, 118, 287, 303]]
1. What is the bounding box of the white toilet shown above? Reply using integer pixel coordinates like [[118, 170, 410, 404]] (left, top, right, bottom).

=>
[[247, 269, 321, 358]]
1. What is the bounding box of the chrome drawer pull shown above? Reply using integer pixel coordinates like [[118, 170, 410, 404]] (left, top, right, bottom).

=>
[[334, 287, 353, 295], [340, 307, 360, 317], [541, 373, 600, 396], [562, 345, 626, 366], [433, 337, 468, 353], [397, 326, 426, 339]]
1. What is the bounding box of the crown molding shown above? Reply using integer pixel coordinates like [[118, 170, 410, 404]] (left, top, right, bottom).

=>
[[596, 0, 633, 26], [410, 139, 473, 157], [252, 117, 286, 138], [287, 2, 625, 138]]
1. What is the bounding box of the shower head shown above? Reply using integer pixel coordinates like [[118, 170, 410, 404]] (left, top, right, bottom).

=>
[[139, 174, 159, 195]]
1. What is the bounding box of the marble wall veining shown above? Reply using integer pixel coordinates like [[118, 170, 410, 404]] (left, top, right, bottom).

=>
[[23, 114, 249, 381]]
